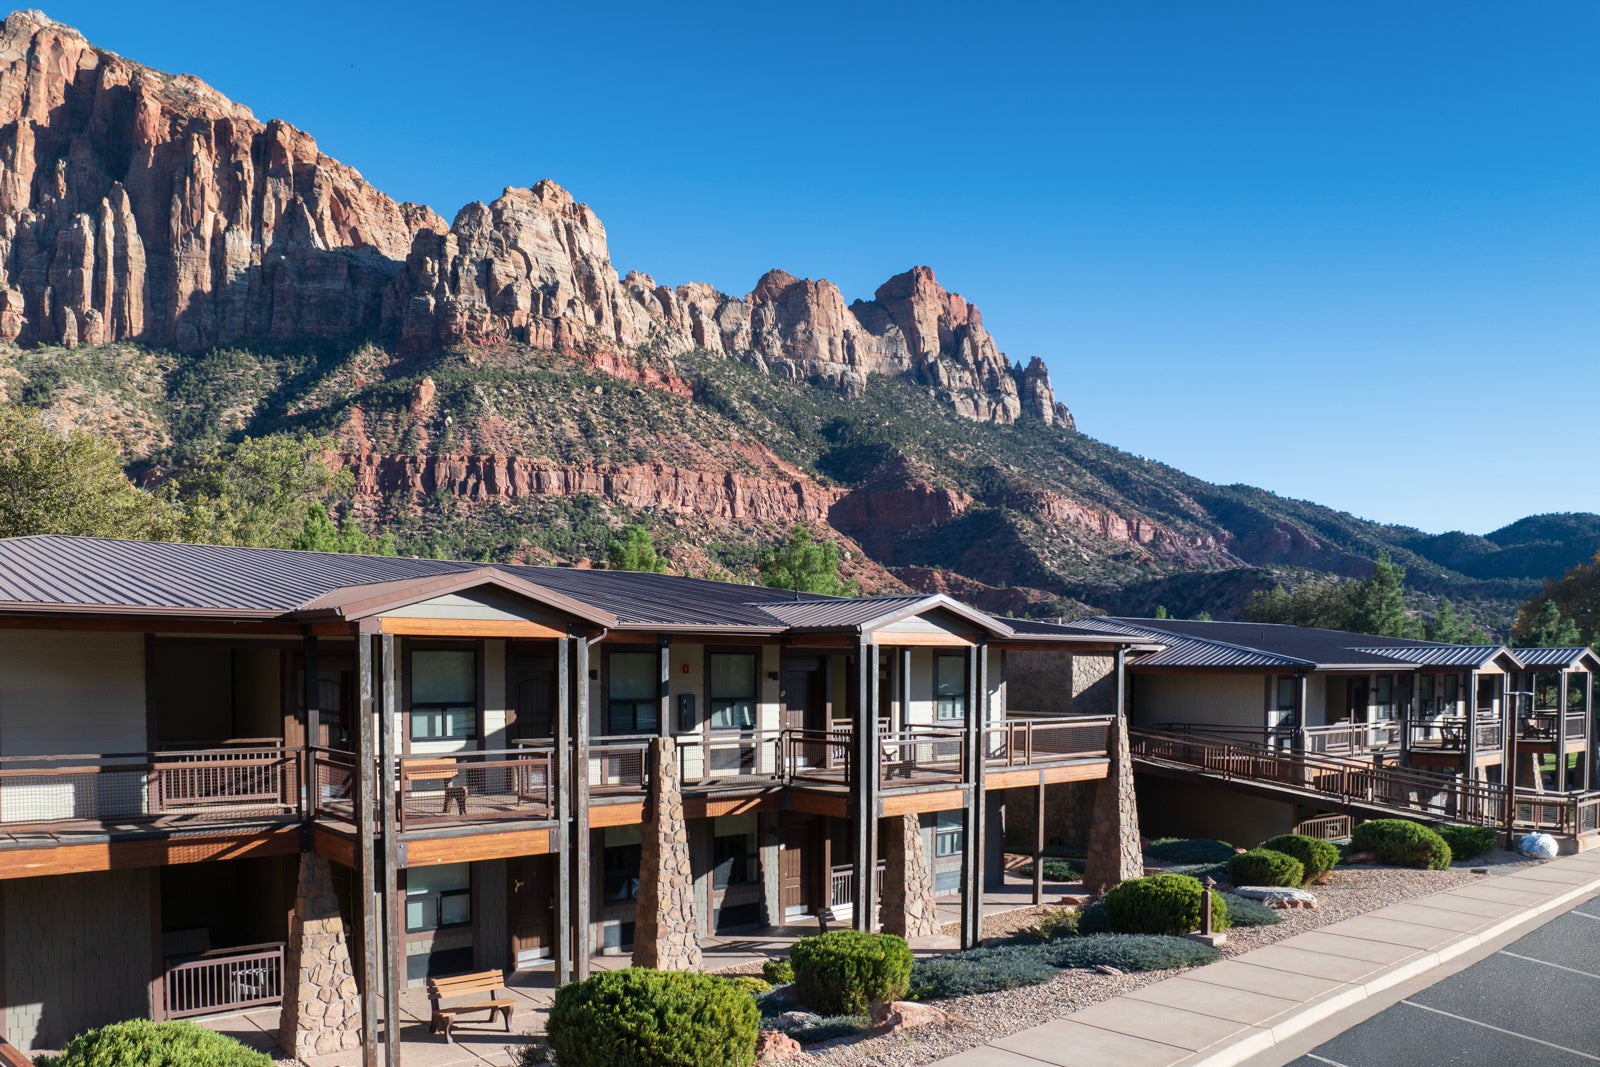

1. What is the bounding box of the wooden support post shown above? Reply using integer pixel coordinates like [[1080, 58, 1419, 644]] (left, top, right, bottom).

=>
[[378, 635, 399, 1067], [658, 636, 672, 739], [1033, 774, 1045, 906], [355, 633, 379, 1067], [1559, 669, 1569, 795], [960, 641, 985, 949], [900, 647, 912, 732], [1588, 672, 1595, 792], [554, 634, 572, 988], [303, 633, 320, 816], [574, 636, 592, 980], [851, 640, 878, 932]]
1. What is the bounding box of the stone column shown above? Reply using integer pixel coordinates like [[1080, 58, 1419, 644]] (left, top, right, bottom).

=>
[[279, 852, 363, 1058], [880, 814, 941, 939], [1084, 712, 1143, 893], [633, 737, 701, 969]]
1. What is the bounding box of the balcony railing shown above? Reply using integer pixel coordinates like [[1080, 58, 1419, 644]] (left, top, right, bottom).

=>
[[588, 735, 653, 795], [984, 715, 1112, 767], [829, 861, 885, 911], [879, 728, 965, 788], [677, 731, 782, 790], [781, 729, 853, 787], [163, 942, 284, 1019], [0, 744, 300, 830], [397, 747, 555, 831], [1401, 715, 1504, 754]]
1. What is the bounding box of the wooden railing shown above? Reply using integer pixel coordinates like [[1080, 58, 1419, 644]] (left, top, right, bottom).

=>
[[879, 728, 965, 788], [1293, 812, 1354, 840], [677, 731, 783, 789], [0, 745, 300, 829], [781, 728, 853, 786], [984, 715, 1112, 767], [588, 736, 653, 795], [829, 862, 885, 910], [396, 747, 555, 831], [163, 942, 284, 1019], [1132, 726, 1600, 836]]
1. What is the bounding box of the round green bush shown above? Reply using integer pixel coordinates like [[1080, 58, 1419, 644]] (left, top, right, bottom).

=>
[[761, 957, 794, 985], [1352, 819, 1452, 870], [1227, 848, 1305, 888], [39, 1019, 271, 1067], [547, 967, 760, 1067], [1259, 834, 1340, 884], [1102, 873, 1230, 936], [1434, 824, 1496, 862], [790, 929, 913, 1016], [725, 975, 771, 997]]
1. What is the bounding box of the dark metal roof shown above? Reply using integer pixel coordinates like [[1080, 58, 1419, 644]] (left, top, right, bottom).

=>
[[1352, 645, 1517, 669], [999, 617, 1158, 644], [1101, 618, 1455, 671], [1504, 647, 1600, 670], [508, 566, 807, 630]]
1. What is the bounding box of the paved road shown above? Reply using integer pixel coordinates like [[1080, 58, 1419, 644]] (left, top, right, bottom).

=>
[[1285, 890, 1600, 1066]]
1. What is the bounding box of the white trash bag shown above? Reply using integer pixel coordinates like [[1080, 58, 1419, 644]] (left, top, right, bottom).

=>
[[1517, 832, 1559, 859]]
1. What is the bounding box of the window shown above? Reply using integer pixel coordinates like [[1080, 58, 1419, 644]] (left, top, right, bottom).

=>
[[1274, 677, 1297, 712], [1418, 674, 1436, 714], [608, 651, 659, 734], [1374, 675, 1394, 716], [406, 863, 471, 932], [712, 832, 757, 890], [709, 653, 758, 730], [934, 812, 964, 857], [603, 843, 641, 902], [410, 649, 477, 741], [935, 654, 967, 722]]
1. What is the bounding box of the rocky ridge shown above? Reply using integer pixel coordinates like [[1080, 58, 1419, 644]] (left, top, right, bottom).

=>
[[0, 10, 1070, 428]]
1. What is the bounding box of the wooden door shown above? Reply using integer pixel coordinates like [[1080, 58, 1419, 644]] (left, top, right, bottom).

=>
[[778, 816, 815, 918], [1347, 678, 1370, 724], [508, 644, 557, 742], [508, 855, 554, 966], [782, 662, 824, 768]]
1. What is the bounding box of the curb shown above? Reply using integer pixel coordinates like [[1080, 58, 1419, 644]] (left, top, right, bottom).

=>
[[1183, 864, 1600, 1067]]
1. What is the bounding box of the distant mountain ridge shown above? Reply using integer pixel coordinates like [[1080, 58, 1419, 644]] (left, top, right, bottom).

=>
[[0, 9, 1588, 633]]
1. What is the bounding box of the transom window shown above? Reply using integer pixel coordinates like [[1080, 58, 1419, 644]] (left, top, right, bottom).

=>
[[935, 654, 967, 721], [608, 651, 659, 734], [709, 652, 758, 730], [934, 812, 964, 856], [410, 649, 477, 741], [406, 862, 471, 932]]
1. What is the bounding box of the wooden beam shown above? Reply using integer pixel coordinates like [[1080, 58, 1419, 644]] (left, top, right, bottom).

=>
[[960, 641, 984, 949], [1034, 780, 1045, 906], [314, 827, 357, 869], [555, 634, 572, 988], [402, 828, 555, 866], [879, 789, 967, 817], [0, 825, 301, 880], [378, 635, 400, 1067], [686, 795, 778, 819], [852, 640, 879, 932], [588, 802, 645, 828], [871, 633, 976, 649], [573, 637, 592, 981], [785, 791, 849, 818], [377, 618, 566, 639], [356, 634, 379, 1067], [984, 762, 1109, 791]]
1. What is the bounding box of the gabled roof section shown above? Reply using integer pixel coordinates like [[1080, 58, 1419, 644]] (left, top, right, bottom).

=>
[[1503, 647, 1600, 672], [1352, 645, 1521, 670], [758, 594, 1015, 638], [1099, 618, 1466, 671], [998, 617, 1165, 647], [292, 568, 617, 627]]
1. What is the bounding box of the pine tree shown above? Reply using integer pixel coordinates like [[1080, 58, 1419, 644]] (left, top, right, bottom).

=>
[[759, 524, 856, 596], [605, 525, 668, 573]]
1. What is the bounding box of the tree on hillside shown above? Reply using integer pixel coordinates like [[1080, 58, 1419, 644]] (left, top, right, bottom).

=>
[[290, 503, 396, 556], [171, 434, 351, 549], [1512, 599, 1582, 648], [0, 404, 174, 540], [1513, 552, 1600, 648], [605, 524, 668, 573], [1245, 553, 1422, 638], [759, 524, 856, 596], [1425, 600, 1490, 645]]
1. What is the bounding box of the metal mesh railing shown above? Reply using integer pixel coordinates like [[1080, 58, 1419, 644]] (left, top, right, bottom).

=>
[[397, 747, 556, 830], [984, 715, 1111, 767], [677, 732, 782, 789], [879, 728, 964, 787], [588, 737, 652, 795]]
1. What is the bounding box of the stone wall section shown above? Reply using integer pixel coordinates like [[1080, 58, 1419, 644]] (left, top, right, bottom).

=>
[[633, 737, 701, 969], [880, 815, 941, 939], [1084, 711, 1143, 892], [279, 853, 362, 1058]]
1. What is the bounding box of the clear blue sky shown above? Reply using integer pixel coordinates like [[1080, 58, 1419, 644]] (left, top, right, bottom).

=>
[[45, 2, 1600, 535]]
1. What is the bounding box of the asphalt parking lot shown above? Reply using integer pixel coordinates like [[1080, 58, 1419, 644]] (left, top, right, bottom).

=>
[[1285, 890, 1600, 1066]]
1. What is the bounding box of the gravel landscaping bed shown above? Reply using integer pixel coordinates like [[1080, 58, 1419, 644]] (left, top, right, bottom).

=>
[[805, 850, 1534, 1066]]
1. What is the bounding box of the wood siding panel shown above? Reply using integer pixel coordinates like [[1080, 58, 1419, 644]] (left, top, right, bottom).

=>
[[402, 828, 555, 867]]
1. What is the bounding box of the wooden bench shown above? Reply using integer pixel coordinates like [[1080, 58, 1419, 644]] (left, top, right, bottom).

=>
[[404, 757, 468, 815], [427, 970, 514, 1043]]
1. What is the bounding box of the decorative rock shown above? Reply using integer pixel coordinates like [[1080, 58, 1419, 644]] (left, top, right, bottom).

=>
[[756, 1030, 804, 1063], [1233, 885, 1319, 908], [871, 1000, 951, 1032], [1093, 964, 1123, 976]]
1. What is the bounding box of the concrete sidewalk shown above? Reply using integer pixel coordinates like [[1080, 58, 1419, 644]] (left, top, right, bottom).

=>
[[931, 848, 1600, 1067]]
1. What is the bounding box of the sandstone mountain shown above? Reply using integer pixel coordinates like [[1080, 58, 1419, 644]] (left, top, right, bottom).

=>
[[0, 10, 1586, 630]]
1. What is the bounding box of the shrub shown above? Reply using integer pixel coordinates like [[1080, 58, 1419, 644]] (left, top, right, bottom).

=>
[[1221, 891, 1283, 927], [1076, 898, 1109, 933], [1352, 819, 1453, 870], [1435, 824, 1496, 862], [1021, 908, 1078, 942], [790, 930, 913, 1016], [785, 1015, 875, 1045], [1042, 933, 1220, 972], [37, 1020, 272, 1067], [911, 944, 1058, 999], [547, 967, 760, 1067], [726, 975, 772, 997], [1227, 848, 1306, 888], [761, 957, 794, 985], [1260, 834, 1340, 884], [1147, 838, 1236, 864], [1016, 858, 1084, 883], [1103, 874, 1229, 936]]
